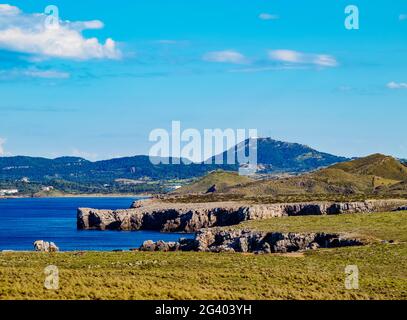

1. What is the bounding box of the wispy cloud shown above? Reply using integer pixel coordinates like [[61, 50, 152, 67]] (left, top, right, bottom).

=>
[[23, 69, 70, 79], [203, 50, 248, 64], [0, 4, 121, 60], [228, 65, 309, 73], [387, 81, 407, 89], [0, 68, 70, 79], [70, 20, 105, 31], [258, 13, 279, 21], [156, 40, 182, 45], [268, 49, 338, 67], [0, 4, 21, 16]]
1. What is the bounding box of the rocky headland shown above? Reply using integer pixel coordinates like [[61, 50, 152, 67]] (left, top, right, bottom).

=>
[[77, 198, 407, 233]]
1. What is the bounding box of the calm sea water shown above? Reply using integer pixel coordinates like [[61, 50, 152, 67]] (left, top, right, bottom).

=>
[[0, 197, 192, 251]]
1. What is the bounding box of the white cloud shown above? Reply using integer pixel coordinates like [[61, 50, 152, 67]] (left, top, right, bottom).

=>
[[0, 5, 121, 60], [268, 49, 338, 67], [0, 4, 21, 16], [259, 13, 279, 21], [0, 137, 6, 156], [269, 49, 302, 63], [313, 54, 338, 67], [399, 14, 407, 21], [203, 50, 248, 64], [71, 20, 104, 31], [387, 81, 407, 89]]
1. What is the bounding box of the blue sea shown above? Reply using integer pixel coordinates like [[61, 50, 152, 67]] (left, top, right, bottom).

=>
[[0, 197, 192, 251]]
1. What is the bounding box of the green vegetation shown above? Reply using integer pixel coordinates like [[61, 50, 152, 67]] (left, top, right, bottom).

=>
[[0, 211, 406, 300], [0, 179, 164, 197]]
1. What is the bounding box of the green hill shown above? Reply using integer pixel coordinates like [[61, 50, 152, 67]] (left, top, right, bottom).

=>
[[174, 154, 407, 201], [331, 154, 407, 181]]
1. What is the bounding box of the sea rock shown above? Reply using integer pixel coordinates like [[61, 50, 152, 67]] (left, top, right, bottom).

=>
[[155, 240, 170, 252], [140, 240, 156, 252], [33, 240, 59, 252]]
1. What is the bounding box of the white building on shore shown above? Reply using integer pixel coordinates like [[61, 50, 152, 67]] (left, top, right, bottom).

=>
[[0, 189, 19, 196]]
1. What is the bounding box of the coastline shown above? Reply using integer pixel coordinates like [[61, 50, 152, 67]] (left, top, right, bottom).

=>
[[0, 193, 152, 199]]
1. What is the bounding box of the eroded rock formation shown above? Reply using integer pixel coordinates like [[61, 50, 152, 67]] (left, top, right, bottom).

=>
[[138, 229, 364, 254], [77, 199, 407, 232]]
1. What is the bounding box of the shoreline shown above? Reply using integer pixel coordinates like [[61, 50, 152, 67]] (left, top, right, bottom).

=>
[[0, 193, 153, 199]]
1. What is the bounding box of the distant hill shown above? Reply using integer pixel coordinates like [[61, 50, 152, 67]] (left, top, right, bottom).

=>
[[211, 138, 349, 174], [0, 155, 220, 183], [0, 138, 348, 186], [176, 154, 407, 199]]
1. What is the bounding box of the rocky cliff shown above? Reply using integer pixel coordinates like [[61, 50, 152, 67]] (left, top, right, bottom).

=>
[[138, 229, 364, 254], [77, 199, 407, 232]]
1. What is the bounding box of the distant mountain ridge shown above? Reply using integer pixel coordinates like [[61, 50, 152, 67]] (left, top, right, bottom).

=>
[[0, 138, 349, 184]]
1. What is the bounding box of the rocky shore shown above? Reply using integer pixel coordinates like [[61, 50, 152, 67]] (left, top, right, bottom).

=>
[[77, 198, 407, 232], [138, 228, 364, 254]]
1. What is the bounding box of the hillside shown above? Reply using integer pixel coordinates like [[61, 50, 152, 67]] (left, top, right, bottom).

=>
[[211, 138, 348, 174], [173, 154, 407, 200], [331, 154, 407, 181]]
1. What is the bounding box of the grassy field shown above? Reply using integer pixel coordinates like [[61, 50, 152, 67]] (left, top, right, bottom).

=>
[[0, 212, 406, 300]]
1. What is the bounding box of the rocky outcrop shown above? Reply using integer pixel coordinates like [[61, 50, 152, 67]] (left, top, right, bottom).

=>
[[138, 229, 364, 254], [34, 240, 59, 252], [78, 199, 407, 232]]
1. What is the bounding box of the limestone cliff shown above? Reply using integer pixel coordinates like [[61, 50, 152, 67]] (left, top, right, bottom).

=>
[[138, 229, 364, 254], [77, 198, 407, 232]]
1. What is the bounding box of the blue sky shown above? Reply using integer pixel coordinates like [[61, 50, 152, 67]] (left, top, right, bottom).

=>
[[0, 0, 406, 160]]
